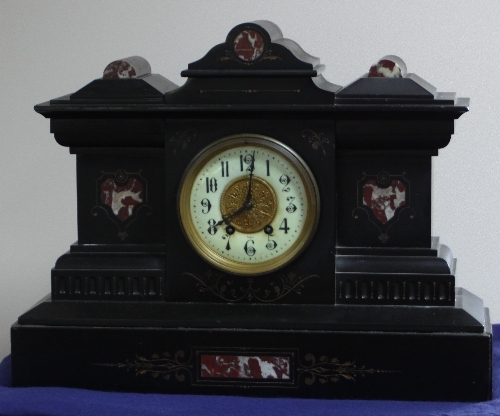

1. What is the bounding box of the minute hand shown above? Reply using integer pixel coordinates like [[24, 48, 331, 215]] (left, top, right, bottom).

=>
[[245, 151, 256, 203], [216, 152, 256, 227]]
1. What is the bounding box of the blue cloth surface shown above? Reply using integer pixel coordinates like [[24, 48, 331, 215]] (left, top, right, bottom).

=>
[[0, 325, 498, 416]]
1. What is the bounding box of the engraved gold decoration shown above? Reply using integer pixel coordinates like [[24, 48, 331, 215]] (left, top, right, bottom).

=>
[[217, 49, 282, 66], [170, 129, 197, 155], [298, 354, 398, 384], [183, 269, 318, 303], [94, 349, 398, 387], [94, 350, 192, 382], [220, 177, 277, 233], [302, 129, 331, 156]]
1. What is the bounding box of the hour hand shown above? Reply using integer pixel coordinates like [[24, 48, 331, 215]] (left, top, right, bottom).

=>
[[215, 205, 247, 226]]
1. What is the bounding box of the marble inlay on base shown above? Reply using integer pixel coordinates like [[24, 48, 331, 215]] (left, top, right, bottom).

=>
[[200, 355, 290, 379]]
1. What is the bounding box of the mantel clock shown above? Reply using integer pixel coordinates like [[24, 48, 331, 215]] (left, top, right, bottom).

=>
[[11, 21, 492, 402]]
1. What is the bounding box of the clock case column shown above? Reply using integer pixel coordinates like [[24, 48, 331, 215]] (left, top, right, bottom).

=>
[[39, 57, 176, 301], [334, 74, 466, 307]]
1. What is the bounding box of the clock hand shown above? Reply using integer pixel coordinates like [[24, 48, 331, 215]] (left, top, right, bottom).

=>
[[216, 151, 256, 227], [245, 151, 256, 204], [215, 204, 249, 226]]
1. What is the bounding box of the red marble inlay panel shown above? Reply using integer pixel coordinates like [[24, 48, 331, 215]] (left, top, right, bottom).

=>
[[101, 178, 143, 221], [200, 355, 290, 379], [363, 179, 405, 224], [233, 30, 265, 61]]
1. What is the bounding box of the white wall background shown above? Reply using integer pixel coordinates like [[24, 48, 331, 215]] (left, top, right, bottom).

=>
[[0, 0, 499, 360]]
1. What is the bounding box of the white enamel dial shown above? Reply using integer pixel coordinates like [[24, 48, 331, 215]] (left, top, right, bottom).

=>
[[178, 135, 319, 275]]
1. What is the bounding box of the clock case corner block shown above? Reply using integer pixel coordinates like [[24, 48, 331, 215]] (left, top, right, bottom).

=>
[[13, 21, 491, 401]]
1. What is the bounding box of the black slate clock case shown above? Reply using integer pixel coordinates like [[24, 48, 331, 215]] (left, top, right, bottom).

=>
[[11, 21, 492, 401]]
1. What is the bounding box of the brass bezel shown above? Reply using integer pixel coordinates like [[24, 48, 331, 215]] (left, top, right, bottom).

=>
[[178, 134, 320, 276]]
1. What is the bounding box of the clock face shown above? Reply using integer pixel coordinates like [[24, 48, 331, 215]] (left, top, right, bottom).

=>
[[178, 135, 320, 275]]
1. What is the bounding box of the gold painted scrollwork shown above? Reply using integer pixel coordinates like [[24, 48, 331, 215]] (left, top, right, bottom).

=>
[[94, 350, 193, 382], [302, 129, 331, 156], [183, 270, 318, 303], [170, 129, 197, 155], [297, 353, 398, 385], [218, 49, 282, 66]]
